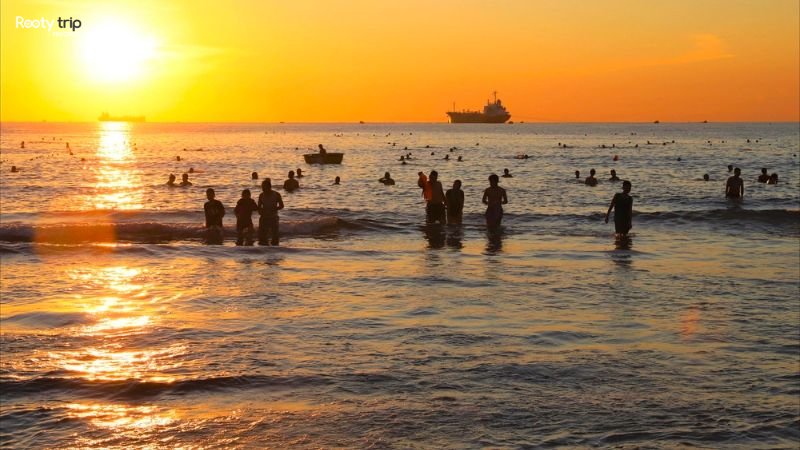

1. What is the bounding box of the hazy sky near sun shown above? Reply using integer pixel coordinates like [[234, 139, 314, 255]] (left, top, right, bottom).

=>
[[1, 0, 798, 122]]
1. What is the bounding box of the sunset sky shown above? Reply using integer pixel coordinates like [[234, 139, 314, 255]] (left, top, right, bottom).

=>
[[1, 0, 798, 122]]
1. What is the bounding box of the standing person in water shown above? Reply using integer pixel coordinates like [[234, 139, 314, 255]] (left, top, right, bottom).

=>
[[204, 188, 225, 243], [726, 167, 744, 199], [234, 189, 258, 246], [482, 174, 508, 230], [605, 180, 633, 237], [445, 179, 465, 225], [758, 168, 770, 183], [426, 170, 446, 225], [609, 169, 620, 181], [166, 174, 177, 186], [180, 173, 192, 186], [418, 172, 430, 199], [258, 178, 284, 246], [284, 170, 300, 192]]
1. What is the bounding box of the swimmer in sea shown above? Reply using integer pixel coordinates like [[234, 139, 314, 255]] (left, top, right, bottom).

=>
[[180, 173, 192, 186], [444, 154, 450, 160], [605, 180, 633, 237], [767, 173, 779, 185], [258, 178, 284, 246], [296, 168, 304, 178], [11, 165, 19, 173], [502, 168, 513, 178], [334, 176, 341, 185], [283, 170, 300, 192], [757, 168, 770, 183], [425, 170, 446, 225], [482, 174, 508, 230], [234, 189, 258, 245], [457, 156, 463, 162], [575, 170, 580, 179], [727, 164, 733, 173], [585, 169, 598, 186], [379, 172, 395, 185], [166, 173, 177, 186], [609, 169, 620, 182], [445, 179, 464, 225], [703, 173, 710, 181], [251, 171, 259, 180], [726, 167, 744, 199], [204, 188, 226, 243]]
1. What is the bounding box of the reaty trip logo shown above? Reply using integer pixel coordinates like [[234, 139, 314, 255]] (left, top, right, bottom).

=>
[[16, 16, 82, 32]]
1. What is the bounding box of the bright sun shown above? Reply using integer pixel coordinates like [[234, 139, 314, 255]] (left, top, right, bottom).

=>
[[80, 20, 158, 83]]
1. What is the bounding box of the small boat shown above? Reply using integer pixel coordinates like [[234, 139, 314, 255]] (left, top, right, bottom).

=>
[[303, 153, 344, 164]]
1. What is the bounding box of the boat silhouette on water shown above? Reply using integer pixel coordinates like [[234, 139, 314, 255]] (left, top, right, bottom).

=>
[[304, 153, 344, 164]]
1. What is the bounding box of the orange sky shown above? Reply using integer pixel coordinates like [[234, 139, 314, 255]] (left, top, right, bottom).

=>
[[1, 0, 798, 122]]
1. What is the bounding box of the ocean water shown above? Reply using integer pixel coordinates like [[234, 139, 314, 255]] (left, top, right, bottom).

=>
[[1, 122, 798, 448]]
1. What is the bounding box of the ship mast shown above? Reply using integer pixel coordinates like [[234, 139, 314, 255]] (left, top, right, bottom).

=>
[[493, 91, 498, 103]]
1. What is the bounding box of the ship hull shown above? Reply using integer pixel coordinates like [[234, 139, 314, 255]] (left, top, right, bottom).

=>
[[446, 112, 510, 123]]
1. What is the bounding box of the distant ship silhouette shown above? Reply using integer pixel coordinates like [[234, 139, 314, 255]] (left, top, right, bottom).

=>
[[447, 92, 511, 123], [98, 112, 145, 122]]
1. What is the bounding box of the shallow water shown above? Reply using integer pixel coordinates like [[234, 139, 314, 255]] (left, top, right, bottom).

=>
[[1, 122, 799, 448]]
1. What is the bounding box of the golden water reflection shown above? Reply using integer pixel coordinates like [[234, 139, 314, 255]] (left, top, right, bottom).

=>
[[89, 122, 144, 210], [65, 403, 177, 431], [49, 265, 183, 383]]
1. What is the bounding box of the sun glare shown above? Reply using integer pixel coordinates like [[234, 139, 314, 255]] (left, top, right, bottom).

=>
[[79, 20, 158, 83]]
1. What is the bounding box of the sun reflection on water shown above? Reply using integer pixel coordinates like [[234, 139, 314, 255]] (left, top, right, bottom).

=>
[[65, 403, 177, 430], [89, 122, 144, 210]]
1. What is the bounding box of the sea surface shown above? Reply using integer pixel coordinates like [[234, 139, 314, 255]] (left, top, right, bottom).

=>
[[1, 122, 799, 448]]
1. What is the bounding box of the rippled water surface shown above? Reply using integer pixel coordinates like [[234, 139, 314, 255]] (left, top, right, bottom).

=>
[[1, 122, 799, 448]]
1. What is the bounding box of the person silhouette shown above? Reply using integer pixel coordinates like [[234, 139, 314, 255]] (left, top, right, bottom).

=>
[[482, 174, 508, 230], [605, 180, 633, 236], [258, 178, 284, 245]]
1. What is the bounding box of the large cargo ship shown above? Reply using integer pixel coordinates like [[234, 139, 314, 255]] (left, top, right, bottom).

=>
[[446, 92, 511, 123], [98, 112, 146, 122]]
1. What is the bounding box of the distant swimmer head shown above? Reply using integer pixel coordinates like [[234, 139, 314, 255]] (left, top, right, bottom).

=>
[[241, 189, 251, 198], [622, 180, 632, 192], [734, 167, 741, 176], [769, 173, 778, 183], [430, 170, 438, 181], [610, 169, 617, 176], [453, 179, 462, 189], [384, 172, 391, 178], [206, 188, 216, 200], [189, 167, 195, 173], [288, 170, 295, 179], [761, 168, 768, 175], [176, 156, 181, 161], [590, 168, 596, 176], [503, 168, 510, 175], [168, 174, 176, 184], [703, 173, 710, 181], [489, 174, 499, 186], [182, 173, 190, 182], [251, 171, 259, 180], [575, 170, 580, 178], [296, 168, 303, 176], [727, 164, 733, 172], [457, 156, 463, 161], [11, 165, 18, 173], [613, 155, 619, 161], [262, 178, 272, 190], [318, 144, 325, 150], [334, 176, 340, 184]]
